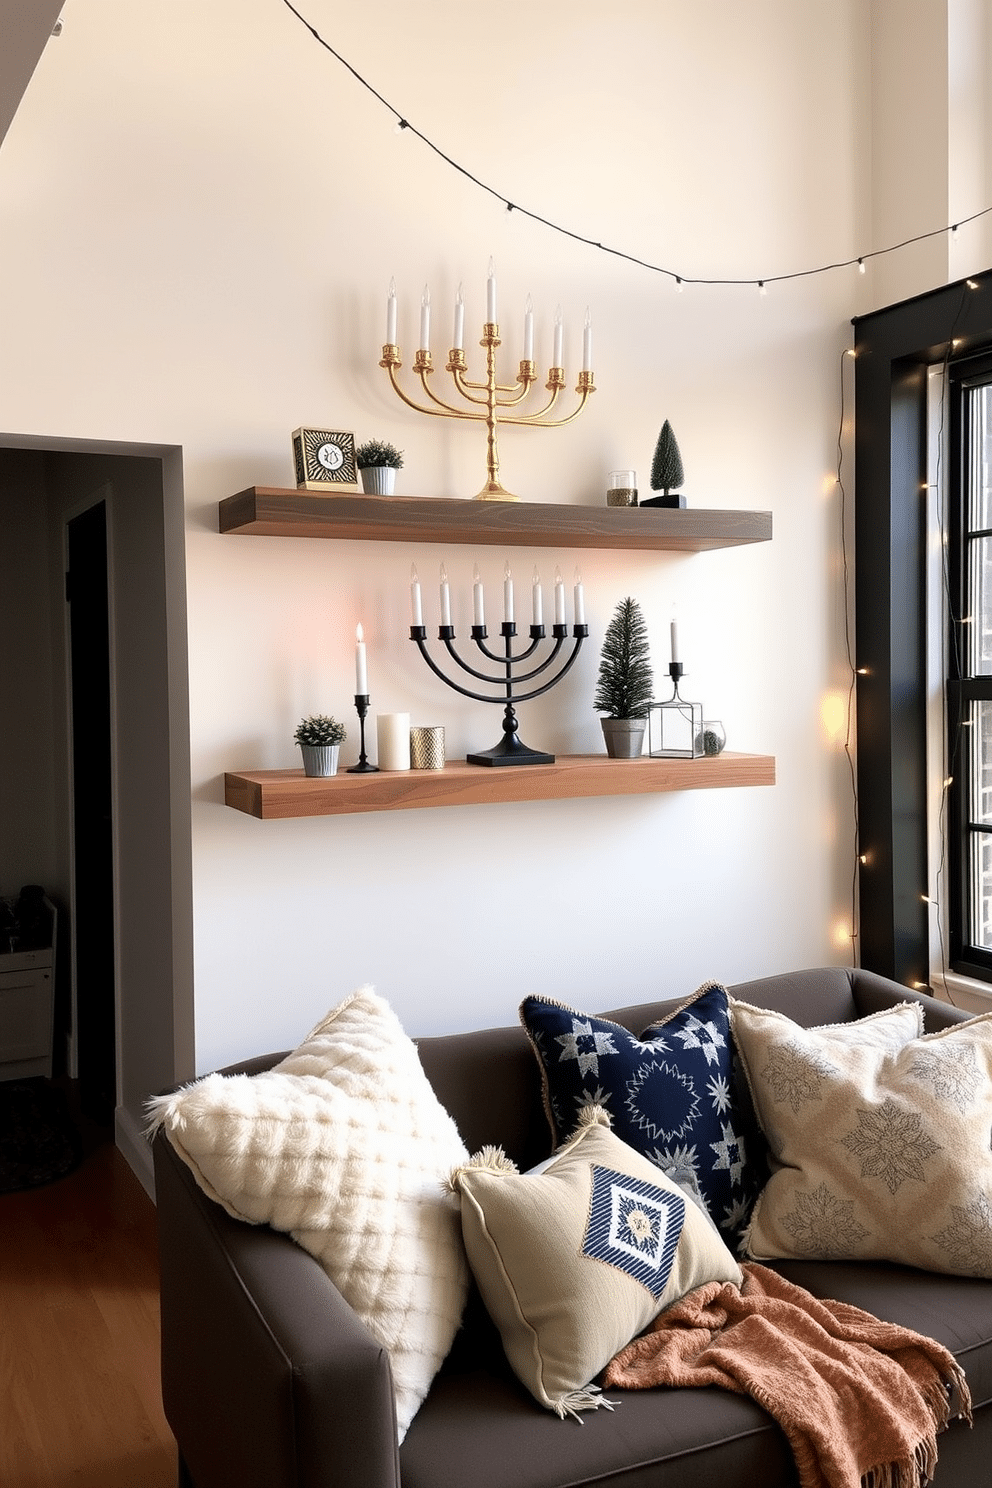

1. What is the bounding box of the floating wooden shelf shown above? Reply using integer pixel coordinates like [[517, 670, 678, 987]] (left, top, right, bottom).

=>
[[219, 488, 772, 552], [225, 752, 776, 820]]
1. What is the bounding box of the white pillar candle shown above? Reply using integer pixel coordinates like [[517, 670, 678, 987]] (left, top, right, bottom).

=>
[[410, 563, 423, 627], [439, 562, 451, 626], [487, 257, 497, 322], [554, 565, 565, 624], [355, 623, 368, 694], [503, 561, 514, 623], [523, 294, 534, 360], [582, 307, 593, 372], [453, 284, 464, 350], [386, 278, 397, 344], [419, 284, 431, 352], [573, 568, 585, 625], [532, 566, 543, 626], [376, 713, 411, 771], [473, 564, 485, 626], [670, 609, 680, 663], [553, 304, 563, 367]]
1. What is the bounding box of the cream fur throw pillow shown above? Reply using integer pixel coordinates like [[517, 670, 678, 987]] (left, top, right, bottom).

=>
[[147, 986, 470, 1441], [732, 999, 992, 1277]]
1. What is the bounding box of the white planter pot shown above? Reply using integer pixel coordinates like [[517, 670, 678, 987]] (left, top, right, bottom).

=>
[[600, 718, 647, 759], [360, 467, 396, 495], [299, 743, 340, 777]]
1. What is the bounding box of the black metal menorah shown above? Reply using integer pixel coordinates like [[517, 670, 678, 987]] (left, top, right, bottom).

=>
[[409, 619, 588, 766]]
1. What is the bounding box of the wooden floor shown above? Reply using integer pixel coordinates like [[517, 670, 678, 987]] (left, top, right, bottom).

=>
[[0, 1092, 177, 1488]]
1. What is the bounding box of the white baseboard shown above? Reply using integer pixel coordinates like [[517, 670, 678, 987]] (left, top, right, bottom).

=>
[[115, 1102, 155, 1202]]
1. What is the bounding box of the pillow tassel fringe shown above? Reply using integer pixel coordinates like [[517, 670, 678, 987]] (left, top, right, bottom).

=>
[[447, 1145, 518, 1193], [144, 1091, 179, 1139], [551, 1384, 619, 1423], [574, 1104, 612, 1132]]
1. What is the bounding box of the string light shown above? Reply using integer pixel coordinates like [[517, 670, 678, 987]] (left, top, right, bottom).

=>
[[279, 0, 992, 293]]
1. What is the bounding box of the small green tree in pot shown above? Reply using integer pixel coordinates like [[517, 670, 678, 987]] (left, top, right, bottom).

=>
[[294, 714, 347, 777], [594, 597, 654, 758], [356, 439, 404, 496], [643, 420, 686, 508]]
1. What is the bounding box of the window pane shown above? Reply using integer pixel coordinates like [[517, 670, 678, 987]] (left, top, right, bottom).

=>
[[968, 383, 992, 532], [968, 536, 992, 674], [969, 829, 992, 949], [967, 701, 992, 823], [966, 701, 992, 949]]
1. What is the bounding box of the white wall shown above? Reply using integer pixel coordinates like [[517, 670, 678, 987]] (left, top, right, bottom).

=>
[[0, 0, 945, 1075]]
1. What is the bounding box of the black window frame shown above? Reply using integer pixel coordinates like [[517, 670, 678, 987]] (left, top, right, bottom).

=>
[[947, 350, 992, 981], [854, 271, 992, 989]]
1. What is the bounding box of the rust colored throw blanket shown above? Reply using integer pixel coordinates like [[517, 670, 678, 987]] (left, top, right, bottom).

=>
[[604, 1263, 971, 1488]]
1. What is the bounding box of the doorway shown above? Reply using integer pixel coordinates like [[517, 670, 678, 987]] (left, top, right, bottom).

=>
[[66, 501, 117, 1123], [0, 438, 194, 1191]]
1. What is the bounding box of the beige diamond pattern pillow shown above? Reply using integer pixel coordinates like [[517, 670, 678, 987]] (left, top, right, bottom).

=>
[[147, 986, 469, 1441], [731, 999, 992, 1277], [450, 1108, 743, 1419]]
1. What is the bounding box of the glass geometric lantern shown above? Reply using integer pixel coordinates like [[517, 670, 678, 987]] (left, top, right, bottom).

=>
[[648, 677, 704, 759]]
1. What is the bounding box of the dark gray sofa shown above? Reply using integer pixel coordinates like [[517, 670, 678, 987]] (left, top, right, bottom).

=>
[[152, 966, 992, 1488]]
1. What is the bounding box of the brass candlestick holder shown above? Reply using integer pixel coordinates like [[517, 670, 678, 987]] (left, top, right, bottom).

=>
[[379, 324, 595, 502]]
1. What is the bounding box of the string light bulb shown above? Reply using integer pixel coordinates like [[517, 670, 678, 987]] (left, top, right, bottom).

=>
[[858, 258, 866, 274], [758, 281, 767, 297]]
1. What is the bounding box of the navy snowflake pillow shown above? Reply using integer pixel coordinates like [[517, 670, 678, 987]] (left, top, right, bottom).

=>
[[520, 982, 764, 1247]]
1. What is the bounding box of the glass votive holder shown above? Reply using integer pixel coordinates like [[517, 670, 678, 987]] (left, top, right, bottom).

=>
[[607, 469, 638, 507], [410, 725, 445, 770], [695, 720, 727, 756]]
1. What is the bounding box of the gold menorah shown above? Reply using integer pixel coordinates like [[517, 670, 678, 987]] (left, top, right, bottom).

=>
[[378, 278, 596, 501]]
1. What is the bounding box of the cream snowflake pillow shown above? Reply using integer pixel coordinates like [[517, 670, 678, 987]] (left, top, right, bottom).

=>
[[731, 999, 992, 1277], [147, 987, 469, 1441]]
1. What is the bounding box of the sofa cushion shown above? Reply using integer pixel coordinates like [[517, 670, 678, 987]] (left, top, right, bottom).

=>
[[449, 1108, 743, 1419], [733, 999, 992, 1277], [146, 986, 469, 1442], [521, 982, 763, 1246]]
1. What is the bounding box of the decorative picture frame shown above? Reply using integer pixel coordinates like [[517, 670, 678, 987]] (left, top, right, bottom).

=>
[[292, 428, 358, 490]]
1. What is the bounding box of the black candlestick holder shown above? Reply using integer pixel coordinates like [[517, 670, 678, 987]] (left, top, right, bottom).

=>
[[411, 621, 588, 766], [347, 693, 380, 773]]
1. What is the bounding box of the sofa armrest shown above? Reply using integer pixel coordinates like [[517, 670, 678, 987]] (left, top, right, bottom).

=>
[[154, 1130, 401, 1488]]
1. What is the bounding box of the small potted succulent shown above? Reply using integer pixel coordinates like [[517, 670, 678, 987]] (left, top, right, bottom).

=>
[[356, 438, 404, 495], [294, 714, 347, 777], [593, 597, 654, 758]]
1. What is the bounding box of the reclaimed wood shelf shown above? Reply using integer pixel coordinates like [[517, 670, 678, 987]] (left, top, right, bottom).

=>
[[219, 488, 772, 552], [225, 752, 777, 820]]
